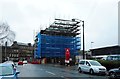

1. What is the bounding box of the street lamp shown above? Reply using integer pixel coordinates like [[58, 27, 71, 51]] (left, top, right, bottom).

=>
[[82, 21, 85, 59], [5, 41, 7, 61]]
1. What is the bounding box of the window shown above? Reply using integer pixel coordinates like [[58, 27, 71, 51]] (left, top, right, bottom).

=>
[[0, 66, 14, 76], [86, 61, 90, 66], [79, 61, 85, 65], [89, 61, 101, 66]]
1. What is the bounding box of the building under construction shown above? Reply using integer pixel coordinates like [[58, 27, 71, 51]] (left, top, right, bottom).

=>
[[34, 19, 81, 65]]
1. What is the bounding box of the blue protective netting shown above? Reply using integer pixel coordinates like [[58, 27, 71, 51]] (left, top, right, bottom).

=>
[[34, 33, 81, 58]]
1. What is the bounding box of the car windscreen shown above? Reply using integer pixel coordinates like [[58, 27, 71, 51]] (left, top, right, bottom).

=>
[[0, 66, 14, 76], [89, 61, 101, 66]]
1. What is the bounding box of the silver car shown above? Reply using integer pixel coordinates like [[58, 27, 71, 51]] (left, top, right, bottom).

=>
[[78, 60, 107, 75], [108, 67, 120, 79]]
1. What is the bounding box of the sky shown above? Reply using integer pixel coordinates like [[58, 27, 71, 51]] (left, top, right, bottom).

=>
[[0, 0, 119, 50]]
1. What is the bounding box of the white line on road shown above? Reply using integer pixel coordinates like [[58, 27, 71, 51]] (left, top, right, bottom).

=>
[[45, 71, 56, 75], [39, 69, 43, 70], [61, 76, 64, 78]]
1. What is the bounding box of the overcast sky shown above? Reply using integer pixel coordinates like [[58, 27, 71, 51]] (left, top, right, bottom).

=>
[[0, 0, 119, 50]]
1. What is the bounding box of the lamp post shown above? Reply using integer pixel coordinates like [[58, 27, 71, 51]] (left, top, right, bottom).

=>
[[82, 21, 85, 59], [78, 20, 85, 59], [5, 41, 7, 61]]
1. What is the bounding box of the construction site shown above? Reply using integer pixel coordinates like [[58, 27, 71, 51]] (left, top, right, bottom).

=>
[[34, 19, 81, 65]]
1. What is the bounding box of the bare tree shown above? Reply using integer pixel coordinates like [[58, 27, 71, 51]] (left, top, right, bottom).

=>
[[0, 22, 15, 46]]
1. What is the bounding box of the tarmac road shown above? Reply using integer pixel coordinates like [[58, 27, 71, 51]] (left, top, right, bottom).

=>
[[17, 63, 109, 79]]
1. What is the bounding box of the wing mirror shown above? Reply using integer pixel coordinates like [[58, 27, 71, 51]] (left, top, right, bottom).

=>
[[16, 71, 20, 75]]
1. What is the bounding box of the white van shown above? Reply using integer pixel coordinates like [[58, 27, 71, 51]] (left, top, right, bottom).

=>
[[78, 60, 107, 75]]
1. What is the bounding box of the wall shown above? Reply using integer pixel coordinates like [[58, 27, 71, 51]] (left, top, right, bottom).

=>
[[91, 46, 120, 56]]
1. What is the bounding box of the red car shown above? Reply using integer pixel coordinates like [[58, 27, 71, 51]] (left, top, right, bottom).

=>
[[18, 61, 23, 65]]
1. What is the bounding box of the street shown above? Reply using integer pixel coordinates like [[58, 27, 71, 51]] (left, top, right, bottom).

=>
[[17, 63, 109, 79]]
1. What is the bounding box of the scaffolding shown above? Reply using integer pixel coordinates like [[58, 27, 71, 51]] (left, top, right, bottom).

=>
[[34, 19, 81, 63], [41, 18, 80, 37]]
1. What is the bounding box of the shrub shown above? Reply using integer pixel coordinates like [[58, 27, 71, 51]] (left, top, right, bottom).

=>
[[95, 59, 120, 70]]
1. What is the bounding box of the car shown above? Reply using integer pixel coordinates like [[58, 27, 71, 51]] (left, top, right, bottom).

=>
[[78, 60, 107, 75], [3, 61, 17, 68], [3, 61, 14, 65], [106, 55, 120, 61], [108, 67, 120, 79], [23, 60, 27, 64], [18, 61, 23, 65], [0, 63, 20, 79]]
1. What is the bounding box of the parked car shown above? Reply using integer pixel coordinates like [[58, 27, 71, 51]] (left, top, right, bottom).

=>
[[3, 61, 16, 68], [92, 55, 120, 61], [78, 60, 107, 75], [0, 63, 20, 79], [106, 55, 120, 61], [23, 60, 27, 64], [108, 67, 120, 79], [18, 61, 23, 65]]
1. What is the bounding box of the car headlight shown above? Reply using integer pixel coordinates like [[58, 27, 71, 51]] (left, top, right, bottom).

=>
[[94, 68, 99, 71]]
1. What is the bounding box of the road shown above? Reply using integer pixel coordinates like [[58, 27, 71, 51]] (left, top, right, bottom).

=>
[[17, 63, 109, 79]]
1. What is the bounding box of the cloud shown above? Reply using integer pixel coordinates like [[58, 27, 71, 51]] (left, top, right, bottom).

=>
[[0, 0, 119, 50]]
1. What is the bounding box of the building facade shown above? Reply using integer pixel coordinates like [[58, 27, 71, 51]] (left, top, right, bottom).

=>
[[11, 41, 34, 61], [1, 41, 34, 62], [91, 45, 120, 56]]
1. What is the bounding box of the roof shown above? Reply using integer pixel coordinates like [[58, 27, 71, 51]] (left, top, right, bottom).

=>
[[3, 61, 14, 65], [90, 45, 120, 51], [0, 63, 12, 66], [17, 42, 28, 46], [12, 41, 33, 47], [40, 19, 81, 37]]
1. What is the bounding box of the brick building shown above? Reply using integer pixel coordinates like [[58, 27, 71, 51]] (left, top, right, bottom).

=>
[[1, 41, 34, 62]]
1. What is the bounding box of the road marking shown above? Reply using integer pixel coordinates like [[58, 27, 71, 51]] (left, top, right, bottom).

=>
[[40, 69, 43, 70], [61, 76, 64, 78], [46, 71, 56, 75]]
